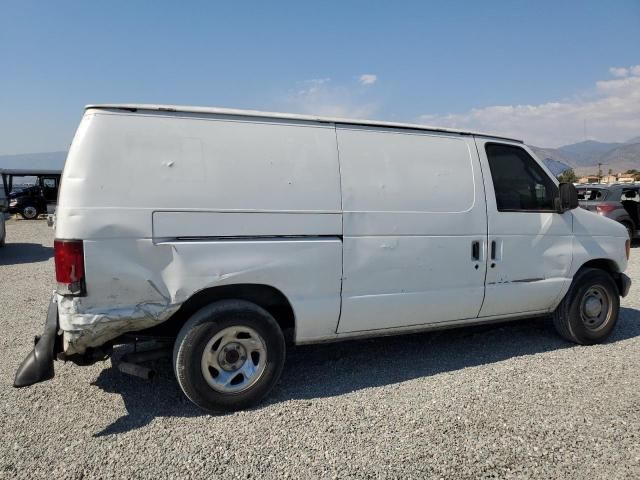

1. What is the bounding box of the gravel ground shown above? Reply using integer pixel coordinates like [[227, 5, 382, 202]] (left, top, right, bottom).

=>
[[0, 218, 639, 479]]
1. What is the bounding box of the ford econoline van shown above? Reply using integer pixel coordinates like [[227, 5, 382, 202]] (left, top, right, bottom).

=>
[[14, 105, 632, 412]]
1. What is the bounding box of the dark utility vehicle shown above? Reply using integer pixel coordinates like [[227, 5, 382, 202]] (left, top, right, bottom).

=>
[[577, 184, 640, 239], [1, 170, 61, 220]]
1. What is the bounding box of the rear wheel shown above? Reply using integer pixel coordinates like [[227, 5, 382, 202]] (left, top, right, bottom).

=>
[[173, 300, 286, 412], [552, 268, 619, 345], [20, 205, 39, 220]]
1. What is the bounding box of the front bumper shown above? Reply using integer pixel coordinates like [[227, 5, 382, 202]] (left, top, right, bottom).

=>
[[14, 297, 60, 387]]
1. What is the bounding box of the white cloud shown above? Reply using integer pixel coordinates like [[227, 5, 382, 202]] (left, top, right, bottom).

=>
[[609, 67, 629, 78], [359, 74, 377, 85], [419, 66, 640, 147], [282, 77, 378, 118]]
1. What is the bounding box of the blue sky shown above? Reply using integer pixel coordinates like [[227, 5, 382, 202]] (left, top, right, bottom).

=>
[[1, 0, 639, 154]]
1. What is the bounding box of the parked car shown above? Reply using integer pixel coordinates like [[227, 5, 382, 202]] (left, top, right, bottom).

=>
[[14, 104, 632, 412], [0, 181, 6, 247], [577, 184, 640, 239], [1, 170, 61, 220]]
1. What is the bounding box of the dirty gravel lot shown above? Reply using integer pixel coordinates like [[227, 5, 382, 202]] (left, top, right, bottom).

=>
[[0, 219, 638, 479]]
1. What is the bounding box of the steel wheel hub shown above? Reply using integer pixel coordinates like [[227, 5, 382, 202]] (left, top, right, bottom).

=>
[[580, 286, 612, 331], [583, 297, 602, 318], [218, 341, 246, 371], [201, 326, 267, 393]]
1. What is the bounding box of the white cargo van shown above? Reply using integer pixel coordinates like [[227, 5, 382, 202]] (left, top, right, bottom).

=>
[[15, 105, 631, 411]]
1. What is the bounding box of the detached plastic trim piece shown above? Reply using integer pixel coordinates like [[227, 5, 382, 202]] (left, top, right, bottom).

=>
[[14, 298, 58, 388]]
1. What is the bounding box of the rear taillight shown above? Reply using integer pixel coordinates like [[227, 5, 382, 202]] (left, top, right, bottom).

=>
[[54, 239, 85, 295], [596, 204, 616, 215]]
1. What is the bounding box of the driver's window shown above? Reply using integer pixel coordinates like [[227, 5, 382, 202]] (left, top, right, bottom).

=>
[[485, 143, 558, 212], [43, 178, 56, 189]]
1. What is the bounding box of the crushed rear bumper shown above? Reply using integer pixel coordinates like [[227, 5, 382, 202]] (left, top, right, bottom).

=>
[[14, 296, 60, 388]]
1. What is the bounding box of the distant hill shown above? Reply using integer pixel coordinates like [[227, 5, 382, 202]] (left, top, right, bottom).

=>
[[531, 136, 640, 177], [599, 143, 640, 172], [0, 151, 66, 171], [557, 140, 623, 166]]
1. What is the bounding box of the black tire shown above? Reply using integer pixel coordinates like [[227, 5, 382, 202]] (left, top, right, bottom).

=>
[[621, 221, 634, 240], [20, 205, 39, 220], [552, 268, 620, 345], [173, 299, 286, 412]]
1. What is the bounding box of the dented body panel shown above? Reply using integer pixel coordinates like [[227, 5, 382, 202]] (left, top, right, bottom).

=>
[[50, 105, 630, 356], [58, 238, 342, 354]]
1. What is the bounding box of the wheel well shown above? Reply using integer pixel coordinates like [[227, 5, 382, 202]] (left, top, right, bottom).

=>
[[576, 259, 626, 296], [577, 258, 620, 276], [142, 284, 295, 341], [620, 219, 635, 233]]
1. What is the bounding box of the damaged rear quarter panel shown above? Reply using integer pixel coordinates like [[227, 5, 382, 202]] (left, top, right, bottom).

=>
[[60, 238, 342, 354]]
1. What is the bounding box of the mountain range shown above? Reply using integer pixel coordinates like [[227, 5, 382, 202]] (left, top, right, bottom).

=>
[[1, 137, 639, 179], [532, 137, 640, 177], [0, 151, 66, 172]]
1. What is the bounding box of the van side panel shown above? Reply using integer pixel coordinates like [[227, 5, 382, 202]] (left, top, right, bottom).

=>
[[56, 110, 343, 353], [59, 238, 342, 353], [152, 211, 341, 238], [57, 110, 342, 239], [336, 127, 488, 333]]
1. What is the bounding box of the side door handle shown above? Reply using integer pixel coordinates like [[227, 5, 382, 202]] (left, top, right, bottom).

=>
[[471, 241, 480, 261], [490, 240, 497, 268]]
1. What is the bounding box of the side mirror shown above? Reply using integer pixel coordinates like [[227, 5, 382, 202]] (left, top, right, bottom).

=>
[[556, 182, 579, 213]]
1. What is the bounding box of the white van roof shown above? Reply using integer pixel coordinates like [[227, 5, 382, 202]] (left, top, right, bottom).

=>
[[85, 104, 524, 144]]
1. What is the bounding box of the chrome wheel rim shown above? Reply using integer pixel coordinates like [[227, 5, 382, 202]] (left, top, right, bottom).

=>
[[580, 285, 612, 331], [23, 206, 37, 219], [200, 325, 267, 393]]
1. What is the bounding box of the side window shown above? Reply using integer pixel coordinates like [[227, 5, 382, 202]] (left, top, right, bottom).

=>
[[578, 188, 606, 201], [485, 143, 558, 212], [43, 178, 56, 189], [622, 189, 640, 202]]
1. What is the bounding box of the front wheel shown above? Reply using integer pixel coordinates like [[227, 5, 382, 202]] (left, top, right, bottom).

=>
[[173, 300, 286, 412], [552, 268, 620, 345], [20, 205, 39, 220]]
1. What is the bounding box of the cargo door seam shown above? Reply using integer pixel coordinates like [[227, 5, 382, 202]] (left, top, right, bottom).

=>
[[472, 137, 490, 316], [334, 124, 345, 334]]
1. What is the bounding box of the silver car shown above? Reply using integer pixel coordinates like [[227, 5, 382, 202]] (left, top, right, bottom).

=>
[[577, 184, 640, 239]]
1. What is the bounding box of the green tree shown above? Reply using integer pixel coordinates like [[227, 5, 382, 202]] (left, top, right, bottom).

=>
[[558, 168, 577, 183]]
